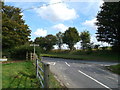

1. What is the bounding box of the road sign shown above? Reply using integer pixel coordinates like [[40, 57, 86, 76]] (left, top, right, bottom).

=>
[[30, 44, 39, 58], [30, 44, 39, 46]]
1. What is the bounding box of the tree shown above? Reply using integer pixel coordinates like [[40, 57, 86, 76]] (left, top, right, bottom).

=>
[[44, 34, 57, 51], [2, 3, 31, 51], [96, 2, 120, 51], [63, 27, 80, 50], [34, 37, 46, 49], [80, 31, 90, 50], [56, 32, 63, 50], [94, 44, 100, 50], [34, 34, 57, 51]]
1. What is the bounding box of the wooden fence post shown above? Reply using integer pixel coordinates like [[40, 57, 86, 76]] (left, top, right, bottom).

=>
[[36, 59, 38, 78], [30, 53, 31, 60], [44, 63, 49, 88], [26, 52, 28, 60]]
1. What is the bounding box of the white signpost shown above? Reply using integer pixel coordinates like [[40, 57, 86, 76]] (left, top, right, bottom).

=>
[[30, 44, 39, 59]]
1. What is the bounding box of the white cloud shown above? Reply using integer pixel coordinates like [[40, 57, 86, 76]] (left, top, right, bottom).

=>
[[52, 23, 68, 32], [74, 41, 81, 49], [35, 0, 78, 22], [82, 18, 97, 30], [34, 28, 47, 37], [61, 44, 69, 49], [20, 12, 24, 16], [91, 35, 110, 47]]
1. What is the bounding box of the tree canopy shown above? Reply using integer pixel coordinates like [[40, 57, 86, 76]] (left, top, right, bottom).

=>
[[96, 2, 120, 51], [34, 34, 57, 51], [63, 27, 80, 50], [56, 32, 63, 50], [2, 3, 31, 51], [80, 31, 90, 50]]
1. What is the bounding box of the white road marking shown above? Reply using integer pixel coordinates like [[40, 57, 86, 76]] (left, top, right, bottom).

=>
[[53, 62, 56, 65], [48, 62, 56, 65], [88, 65, 92, 66], [64, 75, 66, 78], [78, 70, 112, 90], [65, 62, 70, 67], [107, 76, 118, 82], [67, 83, 70, 85]]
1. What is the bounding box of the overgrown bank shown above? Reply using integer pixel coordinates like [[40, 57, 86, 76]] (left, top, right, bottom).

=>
[[41, 50, 119, 62]]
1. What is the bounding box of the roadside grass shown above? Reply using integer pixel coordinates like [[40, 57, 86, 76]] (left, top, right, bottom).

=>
[[41, 50, 119, 62], [106, 64, 120, 75], [2, 61, 40, 88], [34, 59, 63, 88], [49, 72, 63, 88], [2, 60, 63, 88]]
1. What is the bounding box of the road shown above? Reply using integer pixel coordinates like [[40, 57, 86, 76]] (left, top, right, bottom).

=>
[[42, 57, 119, 89]]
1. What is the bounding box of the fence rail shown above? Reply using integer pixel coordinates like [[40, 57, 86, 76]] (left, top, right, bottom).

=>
[[36, 59, 50, 88]]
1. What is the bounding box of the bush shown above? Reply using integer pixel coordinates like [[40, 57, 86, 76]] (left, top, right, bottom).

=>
[[10, 43, 42, 60], [101, 47, 108, 50]]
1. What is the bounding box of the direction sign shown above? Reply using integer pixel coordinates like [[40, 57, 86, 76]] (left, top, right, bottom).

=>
[[30, 44, 39, 57], [30, 44, 39, 46]]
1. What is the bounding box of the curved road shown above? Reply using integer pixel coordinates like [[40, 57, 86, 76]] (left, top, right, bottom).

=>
[[42, 57, 119, 89]]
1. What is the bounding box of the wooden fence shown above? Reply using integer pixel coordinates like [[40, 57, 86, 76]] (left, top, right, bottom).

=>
[[26, 52, 50, 88], [36, 59, 50, 88]]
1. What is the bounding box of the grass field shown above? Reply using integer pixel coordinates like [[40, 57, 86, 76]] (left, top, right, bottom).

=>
[[2, 61, 62, 88]]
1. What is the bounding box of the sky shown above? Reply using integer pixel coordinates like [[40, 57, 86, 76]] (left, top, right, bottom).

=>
[[4, 0, 111, 49]]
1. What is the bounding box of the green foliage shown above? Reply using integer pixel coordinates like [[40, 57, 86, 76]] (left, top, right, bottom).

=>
[[80, 30, 91, 50], [63, 27, 80, 50], [94, 44, 100, 50], [34, 37, 46, 49], [56, 32, 63, 50], [34, 34, 57, 51], [2, 61, 63, 88], [42, 49, 119, 61], [2, 3, 31, 51], [2, 61, 40, 88], [45, 34, 57, 51], [96, 2, 120, 51], [10, 43, 42, 60], [107, 64, 120, 75]]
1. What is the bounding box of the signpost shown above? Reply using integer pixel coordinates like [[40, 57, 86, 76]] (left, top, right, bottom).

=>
[[30, 44, 39, 59]]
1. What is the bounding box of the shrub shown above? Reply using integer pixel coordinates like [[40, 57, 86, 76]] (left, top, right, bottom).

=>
[[10, 43, 42, 60]]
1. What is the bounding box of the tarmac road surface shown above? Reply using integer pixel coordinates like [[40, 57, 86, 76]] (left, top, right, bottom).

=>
[[42, 57, 120, 89]]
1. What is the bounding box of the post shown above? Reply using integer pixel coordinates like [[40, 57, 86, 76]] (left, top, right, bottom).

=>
[[30, 44, 39, 60], [44, 63, 49, 88], [26, 52, 28, 60], [34, 44, 35, 59], [30, 53, 34, 60], [36, 59, 38, 78], [30, 53, 32, 60]]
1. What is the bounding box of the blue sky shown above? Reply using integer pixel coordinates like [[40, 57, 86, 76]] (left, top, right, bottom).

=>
[[5, 0, 110, 49]]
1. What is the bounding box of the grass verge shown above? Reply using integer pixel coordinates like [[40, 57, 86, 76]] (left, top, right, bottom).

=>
[[2, 61, 40, 88], [41, 53, 119, 62], [35, 59, 63, 88], [106, 64, 120, 75], [2, 60, 63, 88], [40, 50, 119, 62], [49, 72, 63, 88]]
